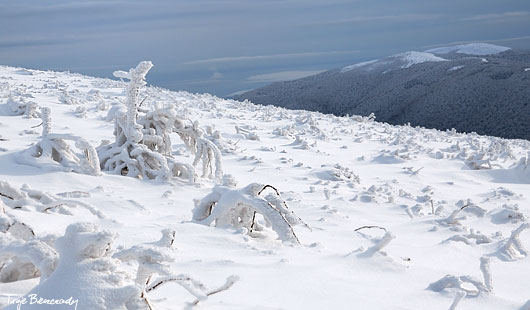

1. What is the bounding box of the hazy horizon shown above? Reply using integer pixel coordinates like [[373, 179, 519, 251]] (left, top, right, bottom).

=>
[[2, 0, 530, 96]]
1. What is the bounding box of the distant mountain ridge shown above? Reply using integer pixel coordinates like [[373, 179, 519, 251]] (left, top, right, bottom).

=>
[[236, 43, 530, 140]]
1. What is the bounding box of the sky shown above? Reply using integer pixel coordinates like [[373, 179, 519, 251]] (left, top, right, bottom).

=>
[[1, 0, 530, 97]]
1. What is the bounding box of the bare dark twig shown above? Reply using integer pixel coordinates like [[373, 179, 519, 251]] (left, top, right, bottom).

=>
[[354, 225, 387, 232], [0, 192, 14, 200]]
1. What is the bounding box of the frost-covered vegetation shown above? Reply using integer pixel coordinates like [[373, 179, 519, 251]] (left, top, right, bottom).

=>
[[0, 64, 529, 309], [97, 61, 222, 182]]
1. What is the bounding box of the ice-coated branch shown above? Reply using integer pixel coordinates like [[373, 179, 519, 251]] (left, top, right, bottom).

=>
[[41, 107, 51, 136], [191, 275, 240, 306], [113, 228, 176, 287], [428, 257, 493, 299], [146, 274, 207, 299], [173, 118, 224, 180], [498, 222, 529, 261], [428, 274, 488, 297], [480, 256, 492, 292], [0, 180, 105, 219], [0, 180, 26, 201], [358, 231, 395, 258], [448, 290, 466, 310]]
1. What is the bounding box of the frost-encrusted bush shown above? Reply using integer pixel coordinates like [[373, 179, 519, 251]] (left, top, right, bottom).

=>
[[465, 152, 493, 170], [139, 105, 223, 180], [6, 223, 238, 310], [16, 107, 101, 175], [428, 256, 493, 310], [58, 89, 80, 105], [114, 228, 238, 308], [1, 95, 39, 118], [0, 180, 105, 218], [6, 223, 140, 310], [0, 213, 57, 284], [98, 61, 222, 182], [235, 125, 260, 141], [192, 183, 307, 244], [98, 61, 178, 181], [0, 235, 58, 283]]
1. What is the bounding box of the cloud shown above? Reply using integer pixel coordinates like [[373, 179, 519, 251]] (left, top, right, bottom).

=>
[[461, 11, 530, 22], [306, 14, 442, 26], [182, 50, 358, 65], [246, 70, 325, 83], [225, 89, 254, 97], [211, 71, 224, 79]]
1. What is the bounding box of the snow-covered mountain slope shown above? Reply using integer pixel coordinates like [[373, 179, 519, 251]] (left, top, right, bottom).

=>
[[236, 44, 530, 140], [1, 64, 530, 310], [425, 43, 511, 56], [340, 51, 448, 73]]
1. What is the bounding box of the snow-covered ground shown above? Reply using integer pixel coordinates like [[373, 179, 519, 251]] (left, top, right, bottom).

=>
[[0, 64, 529, 310]]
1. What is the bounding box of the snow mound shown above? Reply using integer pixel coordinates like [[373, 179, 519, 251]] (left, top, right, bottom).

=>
[[425, 43, 511, 56]]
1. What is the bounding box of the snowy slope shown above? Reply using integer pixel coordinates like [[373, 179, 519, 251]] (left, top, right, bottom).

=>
[[425, 43, 511, 56], [340, 43, 510, 74], [1, 64, 530, 310], [341, 51, 447, 73], [237, 45, 530, 140]]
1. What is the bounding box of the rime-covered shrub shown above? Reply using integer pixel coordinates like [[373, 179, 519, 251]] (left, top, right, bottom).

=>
[[1, 95, 39, 118], [192, 183, 307, 244], [139, 105, 223, 180], [0, 180, 105, 218], [6, 223, 141, 310], [16, 107, 101, 175], [5, 223, 238, 309], [98, 61, 192, 181], [0, 235, 58, 284], [0, 213, 57, 284], [98, 61, 222, 182]]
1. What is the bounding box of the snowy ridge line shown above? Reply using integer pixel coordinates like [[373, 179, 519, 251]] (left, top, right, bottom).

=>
[[425, 43, 511, 56], [1, 63, 530, 309], [341, 43, 510, 73], [341, 51, 447, 72]]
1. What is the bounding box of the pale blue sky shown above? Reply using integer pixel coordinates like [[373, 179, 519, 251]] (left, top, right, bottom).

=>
[[2, 0, 530, 96]]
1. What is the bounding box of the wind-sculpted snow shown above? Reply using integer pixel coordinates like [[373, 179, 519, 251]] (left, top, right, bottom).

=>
[[0, 64, 529, 309]]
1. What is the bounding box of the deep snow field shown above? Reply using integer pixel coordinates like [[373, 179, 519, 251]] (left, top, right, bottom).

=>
[[0, 64, 529, 310]]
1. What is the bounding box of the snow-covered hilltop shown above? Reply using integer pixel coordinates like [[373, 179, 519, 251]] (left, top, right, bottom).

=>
[[1, 64, 530, 309], [425, 43, 511, 56], [237, 43, 530, 140], [340, 51, 448, 73], [340, 43, 509, 73]]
